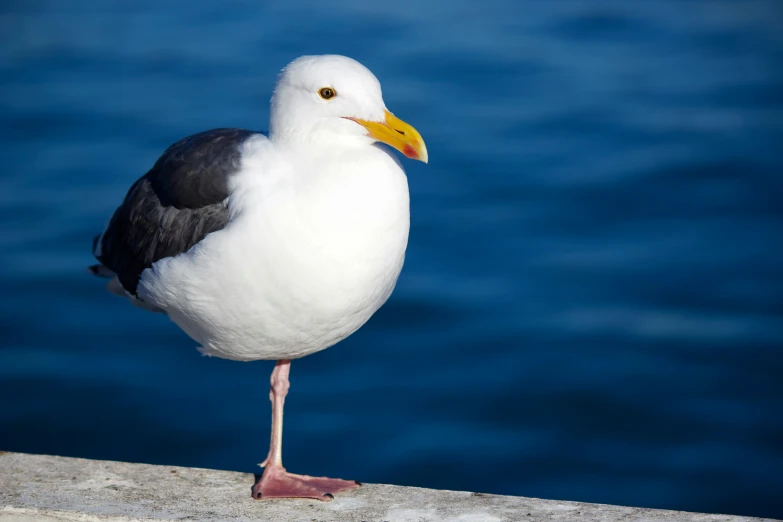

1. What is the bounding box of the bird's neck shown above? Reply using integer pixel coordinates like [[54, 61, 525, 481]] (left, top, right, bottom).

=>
[[270, 130, 373, 166]]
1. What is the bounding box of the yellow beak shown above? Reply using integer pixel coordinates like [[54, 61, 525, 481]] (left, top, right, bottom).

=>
[[347, 110, 428, 163]]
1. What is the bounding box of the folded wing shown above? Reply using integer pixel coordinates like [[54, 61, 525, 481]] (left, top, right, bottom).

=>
[[91, 128, 260, 297]]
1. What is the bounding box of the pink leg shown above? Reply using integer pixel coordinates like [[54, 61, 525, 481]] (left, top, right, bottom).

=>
[[252, 360, 360, 501]]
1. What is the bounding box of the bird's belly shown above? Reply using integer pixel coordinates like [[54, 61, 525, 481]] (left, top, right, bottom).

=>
[[139, 169, 410, 361]]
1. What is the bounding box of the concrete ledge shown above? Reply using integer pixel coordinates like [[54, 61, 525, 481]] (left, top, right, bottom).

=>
[[0, 452, 774, 521]]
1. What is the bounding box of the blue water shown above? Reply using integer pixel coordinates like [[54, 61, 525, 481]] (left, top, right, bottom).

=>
[[1, 1, 782, 518]]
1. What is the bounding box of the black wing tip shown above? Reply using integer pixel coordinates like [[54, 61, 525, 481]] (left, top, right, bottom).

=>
[[88, 264, 114, 278]]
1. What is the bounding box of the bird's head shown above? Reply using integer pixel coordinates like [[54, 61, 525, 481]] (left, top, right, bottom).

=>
[[269, 55, 427, 163]]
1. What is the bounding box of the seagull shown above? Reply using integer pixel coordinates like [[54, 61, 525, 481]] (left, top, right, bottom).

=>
[[89, 55, 427, 500]]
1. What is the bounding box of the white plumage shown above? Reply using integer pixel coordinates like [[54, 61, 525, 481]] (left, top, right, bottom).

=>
[[139, 134, 410, 360]]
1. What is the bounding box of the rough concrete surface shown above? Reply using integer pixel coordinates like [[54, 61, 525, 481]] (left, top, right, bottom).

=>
[[0, 452, 776, 522]]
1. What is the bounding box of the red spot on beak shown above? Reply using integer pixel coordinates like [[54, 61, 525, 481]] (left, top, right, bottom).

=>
[[403, 144, 418, 159]]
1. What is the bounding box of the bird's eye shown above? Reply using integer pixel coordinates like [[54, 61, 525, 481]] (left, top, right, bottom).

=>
[[318, 87, 336, 100]]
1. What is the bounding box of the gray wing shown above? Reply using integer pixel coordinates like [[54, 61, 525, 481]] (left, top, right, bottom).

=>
[[91, 128, 261, 296]]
